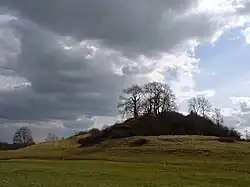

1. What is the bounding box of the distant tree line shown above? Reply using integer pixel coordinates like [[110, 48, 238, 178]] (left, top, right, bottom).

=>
[[0, 127, 35, 150], [0, 127, 61, 150]]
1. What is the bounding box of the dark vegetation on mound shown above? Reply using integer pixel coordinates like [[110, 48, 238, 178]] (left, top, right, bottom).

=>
[[0, 142, 35, 150], [78, 112, 241, 147]]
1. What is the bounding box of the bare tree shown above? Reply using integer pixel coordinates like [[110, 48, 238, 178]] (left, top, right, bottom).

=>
[[212, 108, 224, 125], [13, 127, 34, 145], [188, 96, 212, 117], [45, 133, 59, 142], [143, 82, 178, 116], [161, 84, 178, 112], [143, 82, 160, 115], [118, 84, 143, 118]]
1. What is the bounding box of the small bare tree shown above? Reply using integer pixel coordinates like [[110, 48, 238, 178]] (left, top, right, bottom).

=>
[[212, 108, 224, 125], [13, 127, 34, 145], [118, 84, 143, 118], [188, 96, 212, 117], [45, 133, 59, 142]]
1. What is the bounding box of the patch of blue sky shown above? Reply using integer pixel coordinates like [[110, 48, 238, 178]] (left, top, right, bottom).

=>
[[194, 28, 250, 91]]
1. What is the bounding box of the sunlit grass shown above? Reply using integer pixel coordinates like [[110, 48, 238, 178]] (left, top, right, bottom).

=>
[[1, 136, 250, 186]]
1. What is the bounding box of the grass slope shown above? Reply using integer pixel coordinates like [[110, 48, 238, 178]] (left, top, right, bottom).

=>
[[1, 135, 250, 161], [1, 136, 250, 186]]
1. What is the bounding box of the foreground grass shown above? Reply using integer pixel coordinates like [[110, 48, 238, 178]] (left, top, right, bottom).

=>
[[1, 136, 250, 186], [1, 159, 250, 187]]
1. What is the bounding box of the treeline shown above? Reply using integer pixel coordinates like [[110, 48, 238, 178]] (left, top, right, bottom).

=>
[[118, 82, 226, 123], [0, 142, 33, 150]]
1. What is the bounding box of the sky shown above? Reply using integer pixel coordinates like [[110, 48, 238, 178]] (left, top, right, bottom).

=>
[[1, 0, 250, 142]]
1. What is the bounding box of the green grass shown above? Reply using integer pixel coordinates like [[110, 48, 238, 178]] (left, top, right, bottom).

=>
[[1, 136, 250, 161], [1, 159, 250, 187], [1, 136, 250, 186]]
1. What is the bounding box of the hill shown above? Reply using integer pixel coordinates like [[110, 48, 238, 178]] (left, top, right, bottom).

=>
[[78, 112, 240, 146], [1, 135, 250, 162], [0, 112, 244, 161], [2, 135, 250, 187]]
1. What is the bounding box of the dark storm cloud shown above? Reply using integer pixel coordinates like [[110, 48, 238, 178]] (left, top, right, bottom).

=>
[[1, 0, 221, 57], [0, 19, 150, 122]]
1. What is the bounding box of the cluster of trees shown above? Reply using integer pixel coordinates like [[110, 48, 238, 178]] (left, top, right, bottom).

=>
[[118, 82, 224, 126], [13, 127, 34, 145], [118, 82, 178, 118], [188, 96, 224, 126], [44, 133, 59, 142]]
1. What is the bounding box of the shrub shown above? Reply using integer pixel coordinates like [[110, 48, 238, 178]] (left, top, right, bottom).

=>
[[217, 137, 236, 143], [75, 131, 88, 136], [240, 139, 250, 142], [89, 128, 101, 136], [130, 138, 149, 147], [0, 142, 35, 150], [78, 129, 103, 147]]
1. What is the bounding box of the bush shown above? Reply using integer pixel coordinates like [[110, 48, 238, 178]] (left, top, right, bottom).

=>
[[130, 138, 149, 147], [217, 137, 236, 143], [77, 129, 103, 147], [0, 142, 8, 150], [240, 139, 250, 142], [89, 128, 101, 136], [0, 142, 35, 150], [75, 131, 88, 136]]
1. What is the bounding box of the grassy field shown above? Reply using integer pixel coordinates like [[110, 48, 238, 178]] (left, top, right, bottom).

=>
[[1, 159, 250, 187], [1, 136, 250, 186]]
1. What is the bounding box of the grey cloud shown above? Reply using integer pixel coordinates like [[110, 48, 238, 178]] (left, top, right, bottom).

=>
[[223, 116, 241, 128], [1, 0, 225, 57], [238, 1, 250, 14], [240, 102, 250, 113], [0, 19, 150, 123], [0, 117, 95, 143], [0, 18, 20, 75], [222, 100, 250, 131], [0, 124, 75, 142], [63, 120, 94, 130]]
